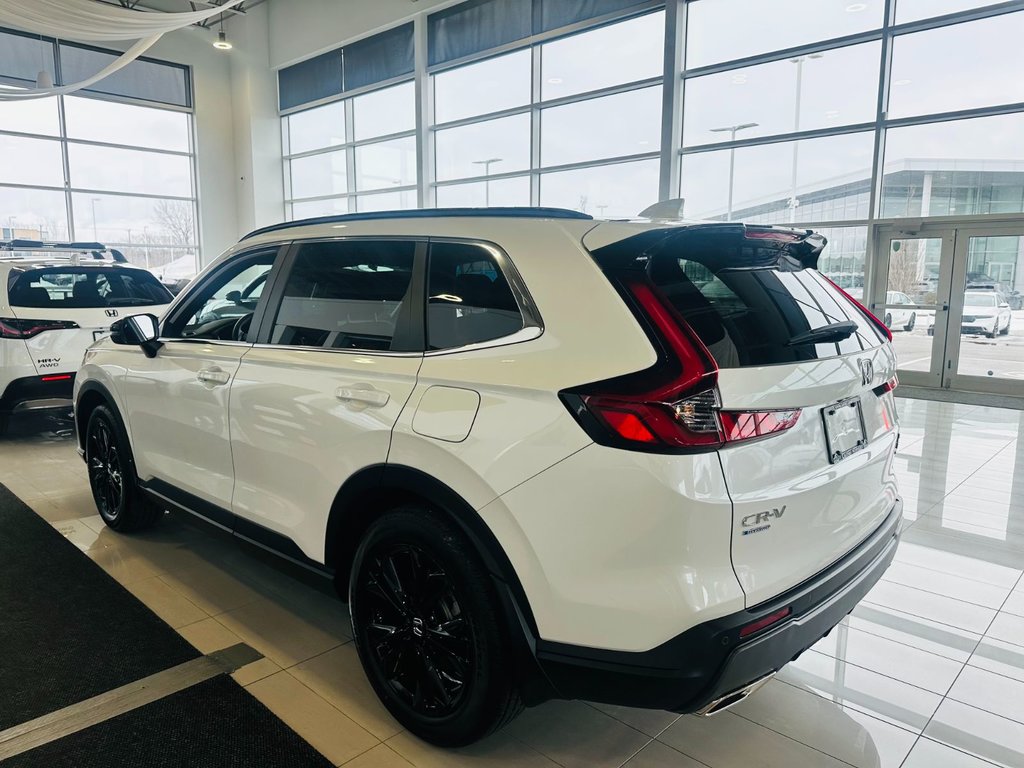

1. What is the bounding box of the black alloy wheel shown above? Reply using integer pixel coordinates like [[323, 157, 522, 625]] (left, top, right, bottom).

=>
[[358, 543, 472, 717], [87, 415, 124, 522], [349, 508, 522, 746], [85, 405, 161, 532]]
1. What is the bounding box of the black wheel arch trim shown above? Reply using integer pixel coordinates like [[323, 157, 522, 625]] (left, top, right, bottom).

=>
[[327, 464, 555, 705], [74, 380, 122, 456]]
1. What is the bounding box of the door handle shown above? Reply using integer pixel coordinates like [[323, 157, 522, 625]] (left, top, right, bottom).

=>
[[197, 368, 230, 386], [335, 387, 390, 408]]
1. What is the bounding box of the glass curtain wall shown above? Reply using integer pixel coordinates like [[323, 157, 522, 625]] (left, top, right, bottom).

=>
[[284, 81, 418, 217], [430, 9, 666, 217], [679, 0, 1024, 291], [0, 31, 198, 277], [278, 0, 1024, 297]]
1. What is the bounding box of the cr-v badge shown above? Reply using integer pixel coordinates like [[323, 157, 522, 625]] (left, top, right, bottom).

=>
[[741, 506, 786, 536]]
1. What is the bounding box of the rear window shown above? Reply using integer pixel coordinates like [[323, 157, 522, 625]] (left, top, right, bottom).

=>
[[648, 254, 883, 368], [8, 268, 172, 309]]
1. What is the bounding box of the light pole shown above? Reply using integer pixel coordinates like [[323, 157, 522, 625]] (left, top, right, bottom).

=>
[[90, 197, 101, 241], [787, 53, 823, 222], [472, 157, 503, 206], [708, 122, 758, 221]]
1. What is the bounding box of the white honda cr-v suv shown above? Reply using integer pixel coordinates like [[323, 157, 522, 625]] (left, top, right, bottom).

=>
[[74, 208, 901, 746], [1, 240, 173, 434]]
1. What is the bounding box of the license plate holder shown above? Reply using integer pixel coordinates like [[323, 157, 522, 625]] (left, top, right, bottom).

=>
[[822, 397, 867, 464]]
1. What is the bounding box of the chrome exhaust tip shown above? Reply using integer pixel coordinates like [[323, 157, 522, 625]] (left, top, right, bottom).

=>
[[696, 672, 775, 716]]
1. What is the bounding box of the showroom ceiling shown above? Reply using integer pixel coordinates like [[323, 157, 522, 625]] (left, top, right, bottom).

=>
[[94, 0, 265, 27]]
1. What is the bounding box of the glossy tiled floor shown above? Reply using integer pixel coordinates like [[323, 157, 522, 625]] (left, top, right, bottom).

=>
[[2, 397, 1023, 767]]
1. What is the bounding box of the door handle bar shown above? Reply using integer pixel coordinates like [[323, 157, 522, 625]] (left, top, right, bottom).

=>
[[197, 369, 230, 385], [335, 387, 390, 407]]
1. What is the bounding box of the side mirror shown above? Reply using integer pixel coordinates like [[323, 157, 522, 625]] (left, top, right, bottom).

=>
[[226, 290, 243, 304], [110, 313, 162, 358], [1000, 302, 1009, 308]]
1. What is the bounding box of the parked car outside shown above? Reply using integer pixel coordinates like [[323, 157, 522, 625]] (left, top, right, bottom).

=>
[[927, 290, 1012, 337]]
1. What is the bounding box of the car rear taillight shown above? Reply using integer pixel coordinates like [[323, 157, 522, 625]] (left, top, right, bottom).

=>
[[562, 277, 801, 452], [873, 375, 898, 396], [41, 374, 73, 382], [822, 277, 892, 342], [0, 318, 80, 339]]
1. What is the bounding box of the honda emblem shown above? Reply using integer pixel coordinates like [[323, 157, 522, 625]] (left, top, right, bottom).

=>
[[858, 358, 874, 386], [105, 309, 119, 318]]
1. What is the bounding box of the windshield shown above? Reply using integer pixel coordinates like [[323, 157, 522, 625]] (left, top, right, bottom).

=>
[[9, 267, 173, 308], [965, 293, 997, 308]]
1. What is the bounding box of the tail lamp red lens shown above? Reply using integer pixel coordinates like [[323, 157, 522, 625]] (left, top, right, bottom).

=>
[[41, 374, 73, 382], [568, 278, 800, 451], [822, 277, 892, 342], [874, 374, 898, 395], [0, 318, 80, 339], [739, 607, 792, 638]]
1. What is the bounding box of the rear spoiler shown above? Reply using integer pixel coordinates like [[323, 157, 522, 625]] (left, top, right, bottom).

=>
[[587, 223, 827, 272]]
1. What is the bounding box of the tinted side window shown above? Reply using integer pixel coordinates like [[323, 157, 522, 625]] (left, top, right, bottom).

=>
[[427, 242, 524, 350], [165, 251, 278, 340], [270, 240, 416, 352]]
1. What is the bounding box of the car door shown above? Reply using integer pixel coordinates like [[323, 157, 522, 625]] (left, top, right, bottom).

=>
[[123, 247, 283, 512], [228, 238, 424, 561]]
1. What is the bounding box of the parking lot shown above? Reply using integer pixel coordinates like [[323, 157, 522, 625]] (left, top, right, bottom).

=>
[[890, 309, 1024, 379]]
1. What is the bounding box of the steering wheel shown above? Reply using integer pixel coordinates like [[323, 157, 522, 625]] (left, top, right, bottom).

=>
[[232, 313, 254, 342]]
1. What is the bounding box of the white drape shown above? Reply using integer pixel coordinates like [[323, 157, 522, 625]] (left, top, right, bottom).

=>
[[0, 0, 245, 99]]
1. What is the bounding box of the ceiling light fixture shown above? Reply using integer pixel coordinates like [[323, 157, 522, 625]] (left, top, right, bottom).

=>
[[845, 3, 868, 11], [894, 78, 912, 86], [213, 25, 232, 50], [547, 77, 563, 84]]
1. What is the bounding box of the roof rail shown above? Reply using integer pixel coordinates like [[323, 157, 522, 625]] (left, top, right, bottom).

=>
[[0, 239, 128, 263], [241, 207, 594, 241]]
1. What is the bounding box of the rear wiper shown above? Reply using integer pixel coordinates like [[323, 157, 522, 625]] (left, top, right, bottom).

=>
[[787, 320, 858, 346]]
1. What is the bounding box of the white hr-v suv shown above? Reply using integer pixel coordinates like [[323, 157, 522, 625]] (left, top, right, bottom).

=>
[[0, 241, 173, 435], [74, 208, 901, 746]]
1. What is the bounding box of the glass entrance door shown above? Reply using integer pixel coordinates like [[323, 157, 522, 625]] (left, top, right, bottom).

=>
[[945, 225, 1024, 396], [871, 226, 956, 389], [872, 223, 1024, 396]]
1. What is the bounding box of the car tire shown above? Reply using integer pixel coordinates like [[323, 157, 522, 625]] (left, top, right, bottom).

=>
[[1001, 320, 1011, 336], [927, 327, 934, 337], [349, 507, 523, 746], [904, 313, 916, 332], [0, 413, 8, 437], [884, 313, 893, 329], [85, 405, 162, 532]]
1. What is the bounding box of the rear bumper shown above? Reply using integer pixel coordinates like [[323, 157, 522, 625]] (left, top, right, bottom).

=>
[[535, 498, 901, 712], [0, 374, 76, 416]]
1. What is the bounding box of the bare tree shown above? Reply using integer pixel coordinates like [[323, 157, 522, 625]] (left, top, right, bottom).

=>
[[153, 199, 195, 247], [887, 239, 923, 296]]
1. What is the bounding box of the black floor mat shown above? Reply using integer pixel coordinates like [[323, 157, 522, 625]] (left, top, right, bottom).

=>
[[4, 675, 334, 768], [0, 484, 201, 729]]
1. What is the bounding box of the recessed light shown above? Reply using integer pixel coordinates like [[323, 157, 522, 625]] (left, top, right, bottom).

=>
[[894, 79, 912, 86], [845, 3, 868, 12], [731, 74, 747, 84], [547, 77, 563, 84], [638, 140, 650, 145]]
